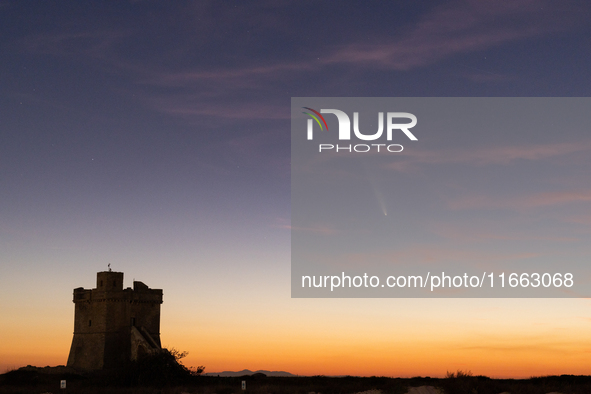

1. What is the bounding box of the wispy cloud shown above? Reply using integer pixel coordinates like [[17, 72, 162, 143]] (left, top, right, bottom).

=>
[[322, 0, 585, 70], [14, 0, 589, 123], [462, 71, 517, 83], [273, 218, 338, 236], [456, 339, 588, 355], [305, 141, 591, 178], [429, 222, 579, 243], [144, 63, 313, 87], [323, 245, 540, 269], [20, 29, 131, 59], [281, 224, 338, 236], [144, 96, 290, 120], [564, 214, 591, 226], [385, 141, 591, 171], [449, 190, 591, 211]]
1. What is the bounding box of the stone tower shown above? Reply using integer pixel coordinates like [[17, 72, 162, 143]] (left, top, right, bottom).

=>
[[67, 270, 164, 371]]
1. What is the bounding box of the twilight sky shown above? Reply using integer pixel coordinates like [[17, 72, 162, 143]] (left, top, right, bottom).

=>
[[1, 0, 591, 377]]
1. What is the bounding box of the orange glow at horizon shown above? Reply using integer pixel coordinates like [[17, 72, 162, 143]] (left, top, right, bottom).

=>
[[157, 298, 591, 378], [2, 294, 590, 378], [173, 332, 591, 378]]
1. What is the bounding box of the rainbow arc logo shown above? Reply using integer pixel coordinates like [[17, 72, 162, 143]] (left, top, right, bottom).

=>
[[302, 107, 328, 131]]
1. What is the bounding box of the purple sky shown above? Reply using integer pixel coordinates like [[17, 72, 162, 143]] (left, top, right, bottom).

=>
[[2, 0, 591, 376]]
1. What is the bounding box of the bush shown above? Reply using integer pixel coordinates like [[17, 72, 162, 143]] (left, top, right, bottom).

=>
[[132, 347, 203, 386]]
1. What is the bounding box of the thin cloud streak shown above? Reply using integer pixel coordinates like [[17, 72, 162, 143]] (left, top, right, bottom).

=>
[[324, 245, 540, 269], [14, 0, 588, 123], [144, 63, 314, 87], [19, 29, 132, 60], [148, 98, 290, 120], [138, 0, 587, 120], [323, 0, 585, 70], [428, 222, 579, 243], [457, 342, 585, 355], [385, 141, 591, 171], [564, 215, 591, 226], [449, 190, 591, 210], [272, 217, 339, 235], [274, 221, 338, 236]]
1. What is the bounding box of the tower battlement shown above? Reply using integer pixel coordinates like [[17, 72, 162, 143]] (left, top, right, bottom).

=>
[[67, 271, 163, 371]]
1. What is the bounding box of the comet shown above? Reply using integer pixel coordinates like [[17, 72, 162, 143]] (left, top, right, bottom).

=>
[[362, 160, 388, 217]]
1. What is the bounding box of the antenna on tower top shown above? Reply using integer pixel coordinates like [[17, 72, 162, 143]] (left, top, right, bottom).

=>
[[108, 263, 111, 272]]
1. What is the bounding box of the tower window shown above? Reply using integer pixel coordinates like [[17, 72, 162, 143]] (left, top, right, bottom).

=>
[[113, 281, 116, 287], [89, 320, 92, 327], [100, 280, 103, 287], [131, 317, 136, 326]]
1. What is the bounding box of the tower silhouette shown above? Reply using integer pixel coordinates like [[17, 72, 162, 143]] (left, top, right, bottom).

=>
[[67, 271, 163, 370]]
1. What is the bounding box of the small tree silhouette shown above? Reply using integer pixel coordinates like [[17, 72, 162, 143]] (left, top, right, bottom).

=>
[[190, 365, 206, 376], [441, 369, 478, 394], [134, 347, 203, 386]]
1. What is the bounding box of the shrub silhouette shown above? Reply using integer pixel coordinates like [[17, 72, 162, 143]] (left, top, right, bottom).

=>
[[132, 347, 202, 386]]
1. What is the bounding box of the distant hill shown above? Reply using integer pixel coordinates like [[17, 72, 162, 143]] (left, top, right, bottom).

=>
[[204, 369, 296, 377]]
